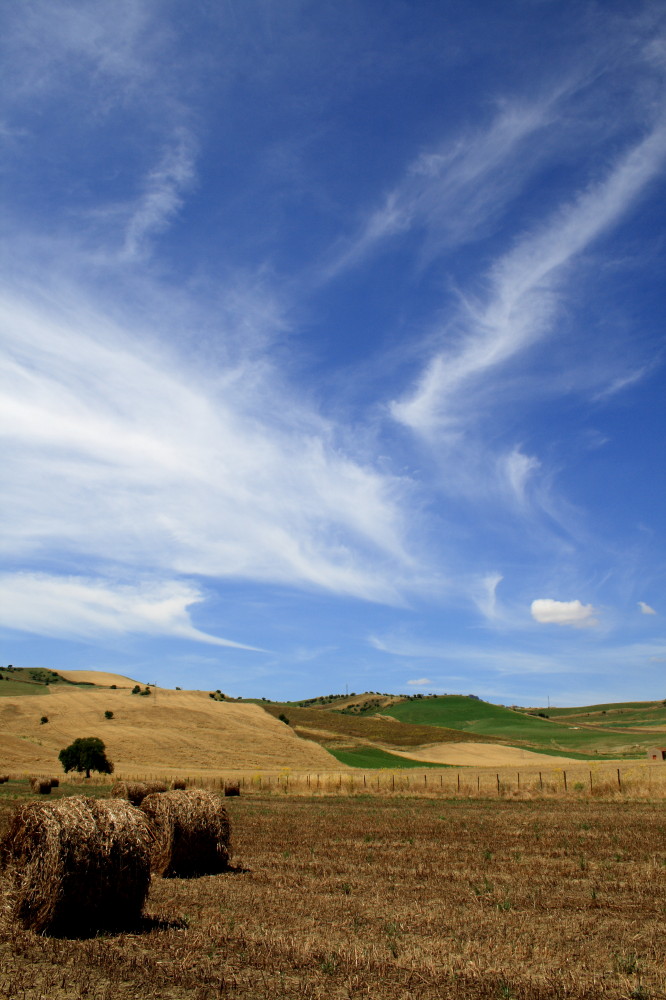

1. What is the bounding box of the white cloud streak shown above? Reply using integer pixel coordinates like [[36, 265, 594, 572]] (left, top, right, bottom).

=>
[[392, 123, 666, 435], [323, 96, 561, 280], [0, 573, 261, 648], [639, 601, 657, 615], [0, 286, 417, 622], [121, 127, 197, 261]]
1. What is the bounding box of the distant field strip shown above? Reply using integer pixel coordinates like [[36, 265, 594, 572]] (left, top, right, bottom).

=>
[[326, 746, 453, 769]]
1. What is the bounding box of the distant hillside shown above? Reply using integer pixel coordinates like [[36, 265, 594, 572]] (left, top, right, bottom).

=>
[[376, 695, 654, 756], [262, 702, 504, 750], [541, 700, 666, 729]]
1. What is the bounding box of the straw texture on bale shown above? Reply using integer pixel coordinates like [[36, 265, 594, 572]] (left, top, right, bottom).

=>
[[0, 797, 153, 935], [140, 788, 231, 877], [112, 780, 149, 805], [224, 781, 240, 797], [171, 778, 186, 790], [30, 778, 52, 795]]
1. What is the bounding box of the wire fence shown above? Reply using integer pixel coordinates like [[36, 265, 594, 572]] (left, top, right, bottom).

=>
[[101, 762, 666, 800]]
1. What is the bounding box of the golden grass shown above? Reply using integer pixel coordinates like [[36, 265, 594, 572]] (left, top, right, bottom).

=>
[[2, 794, 666, 997], [56, 670, 139, 687], [112, 760, 666, 802], [0, 686, 341, 776]]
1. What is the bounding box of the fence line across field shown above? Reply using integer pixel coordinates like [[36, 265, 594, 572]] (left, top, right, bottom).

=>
[[103, 762, 666, 799]]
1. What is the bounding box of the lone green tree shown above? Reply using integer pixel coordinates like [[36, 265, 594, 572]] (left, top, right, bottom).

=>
[[58, 737, 114, 779]]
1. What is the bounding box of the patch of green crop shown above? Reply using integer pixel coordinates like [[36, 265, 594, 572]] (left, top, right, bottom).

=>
[[326, 746, 451, 769], [0, 680, 48, 697]]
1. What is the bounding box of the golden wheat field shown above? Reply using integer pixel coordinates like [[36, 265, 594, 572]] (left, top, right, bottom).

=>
[[0, 684, 341, 775], [2, 788, 666, 999]]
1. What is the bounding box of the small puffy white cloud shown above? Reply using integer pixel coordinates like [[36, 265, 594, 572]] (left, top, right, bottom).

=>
[[638, 601, 657, 615], [406, 678, 432, 686], [530, 598, 598, 627]]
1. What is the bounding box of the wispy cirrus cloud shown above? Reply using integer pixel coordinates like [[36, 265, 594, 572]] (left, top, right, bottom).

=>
[[120, 127, 197, 261], [391, 123, 666, 436], [323, 96, 561, 280], [0, 284, 417, 616], [0, 573, 261, 648]]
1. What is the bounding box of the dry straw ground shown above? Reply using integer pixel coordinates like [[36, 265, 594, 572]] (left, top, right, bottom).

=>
[[2, 789, 666, 999]]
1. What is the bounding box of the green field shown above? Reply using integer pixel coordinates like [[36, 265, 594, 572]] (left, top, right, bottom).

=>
[[375, 695, 657, 756], [326, 746, 451, 769], [0, 679, 48, 697]]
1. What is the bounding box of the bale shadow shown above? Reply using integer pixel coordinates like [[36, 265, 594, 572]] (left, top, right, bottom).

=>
[[46, 913, 189, 940], [161, 863, 252, 879]]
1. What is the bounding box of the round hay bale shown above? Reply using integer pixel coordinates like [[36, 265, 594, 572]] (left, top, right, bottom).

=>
[[171, 778, 187, 790], [112, 780, 149, 806], [30, 778, 52, 795], [0, 775, 9, 784], [0, 797, 153, 935], [144, 781, 168, 794], [224, 781, 240, 797], [49, 778, 59, 788], [140, 788, 231, 877]]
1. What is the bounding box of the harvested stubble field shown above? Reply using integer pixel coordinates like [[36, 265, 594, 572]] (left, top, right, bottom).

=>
[[2, 792, 666, 999]]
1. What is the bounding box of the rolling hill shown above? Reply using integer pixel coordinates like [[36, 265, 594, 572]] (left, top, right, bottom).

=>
[[0, 682, 342, 777], [2, 672, 661, 775]]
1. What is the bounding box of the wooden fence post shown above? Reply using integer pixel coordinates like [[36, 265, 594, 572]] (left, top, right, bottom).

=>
[[539, 772, 543, 791], [589, 771, 592, 792], [496, 773, 500, 796], [457, 772, 460, 793], [617, 768, 622, 791], [563, 770, 567, 792]]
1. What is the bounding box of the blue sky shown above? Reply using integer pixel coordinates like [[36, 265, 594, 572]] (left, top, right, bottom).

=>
[[1, 1, 664, 705]]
